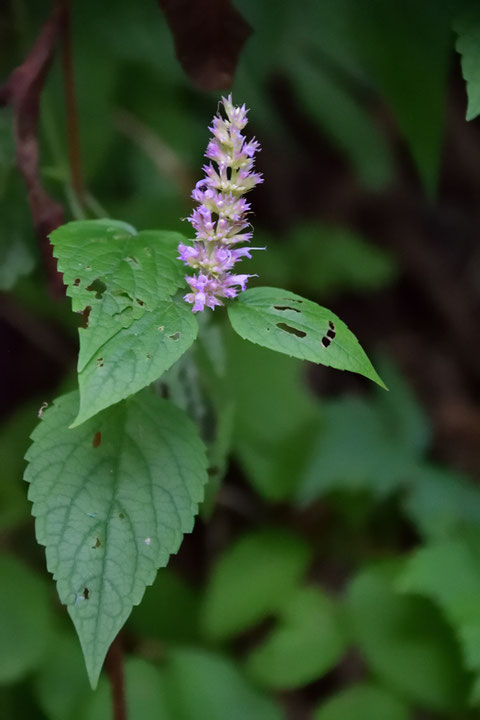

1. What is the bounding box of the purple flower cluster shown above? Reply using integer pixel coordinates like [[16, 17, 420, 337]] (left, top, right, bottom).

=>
[[178, 95, 263, 312]]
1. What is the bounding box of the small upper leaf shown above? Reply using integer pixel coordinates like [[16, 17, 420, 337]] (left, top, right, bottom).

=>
[[228, 287, 384, 387], [50, 220, 197, 425], [25, 390, 208, 688]]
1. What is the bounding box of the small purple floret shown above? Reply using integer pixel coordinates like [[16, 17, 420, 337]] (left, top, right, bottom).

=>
[[178, 95, 263, 312]]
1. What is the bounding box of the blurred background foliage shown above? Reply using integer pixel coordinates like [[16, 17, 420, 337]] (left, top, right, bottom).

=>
[[2, 0, 480, 718]]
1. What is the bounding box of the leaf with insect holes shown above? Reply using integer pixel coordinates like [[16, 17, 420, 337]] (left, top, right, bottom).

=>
[[228, 287, 384, 387], [24, 390, 208, 688], [50, 220, 197, 426]]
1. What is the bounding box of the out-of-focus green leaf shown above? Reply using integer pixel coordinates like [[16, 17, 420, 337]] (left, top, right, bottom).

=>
[[201, 529, 312, 642], [25, 390, 208, 688], [347, 562, 469, 711], [0, 555, 52, 684], [0, 400, 39, 530], [128, 567, 200, 644], [288, 55, 394, 189], [352, 0, 452, 194], [297, 360, 430, 505], [286, 224, 396, 296], [82, 658, 171, 720], [246, 587, 346, 689], [35, 633, 91, 720], [403, 465, 480, 540], [314, 684, 409, 720], [51, 220, 197, 425], [228, 331, 318, 500], [164, 648, 284, 720], [400, 532, 480, 678], [228, 287, 385, 388], [314, 685, 411, 720], [0, 114, 36, 290], [455, 3, 480, 120]]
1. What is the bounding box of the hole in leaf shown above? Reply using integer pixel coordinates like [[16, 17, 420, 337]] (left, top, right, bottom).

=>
[[96, 357, 104, 367], [85, 265, 91, 271], [146, 352, 152, 359], [92, 537, 101, 549], [128, 256, 139, 265], [169, 332, 181, 341], [73, 278, 81, 287], [81, 306, 91, 329], [136, 298, 145, 307], [274, 305, 301, 313], [93, 431, 102, 448], [276, 322, 306, 338], [83, 588, 90, 600], [86, 278, 107, 299], [321, 320, 336, 347]]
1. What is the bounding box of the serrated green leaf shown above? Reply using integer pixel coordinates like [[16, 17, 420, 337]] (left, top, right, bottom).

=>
[[400, 533, 480, 677], [164, 648, 284, 720], [74, 300, 198, 427], [50, 220, 197, 425], [228, 287, 385, 388], [0, 555, 52, 684], [347, 562, 469, 711], [455, 4, 480, 121], [201, 529, 312, 642], [314, 684, 409, 720], [246, 587, 347, 689], [25, 390, 208, 688]]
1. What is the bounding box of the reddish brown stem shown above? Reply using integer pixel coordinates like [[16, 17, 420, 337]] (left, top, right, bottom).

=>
[[105, 635, 127, 720]]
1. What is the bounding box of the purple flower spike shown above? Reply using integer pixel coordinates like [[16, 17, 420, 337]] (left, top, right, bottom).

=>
[[178, 95, 263, 312]]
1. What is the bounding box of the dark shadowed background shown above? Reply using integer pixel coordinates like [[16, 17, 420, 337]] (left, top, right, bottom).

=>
[[1, 1, 480, 718]]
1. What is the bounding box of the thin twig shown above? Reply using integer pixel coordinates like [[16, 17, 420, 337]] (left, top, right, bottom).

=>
[[105, 635, 127, 720]]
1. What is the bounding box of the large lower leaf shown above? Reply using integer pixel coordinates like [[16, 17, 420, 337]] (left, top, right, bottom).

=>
[[25, 390, 208, 688], [228, 287, 384, 387], [50, 220, 196, 425]]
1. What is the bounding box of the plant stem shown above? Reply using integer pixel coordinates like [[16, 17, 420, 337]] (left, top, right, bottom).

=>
[[105, 635, 127, 720], [60, 0, 84, 201]]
